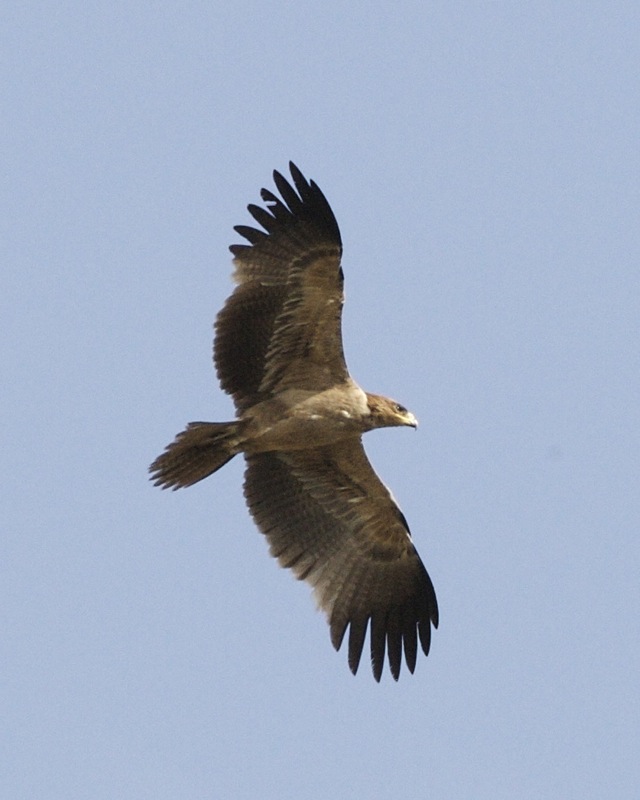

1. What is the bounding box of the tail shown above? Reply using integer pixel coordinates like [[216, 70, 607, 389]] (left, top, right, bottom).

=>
[[149, 421, 242, 490]]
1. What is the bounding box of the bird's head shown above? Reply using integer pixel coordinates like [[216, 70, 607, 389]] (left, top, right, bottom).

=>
[[366, 393, 418, 430]]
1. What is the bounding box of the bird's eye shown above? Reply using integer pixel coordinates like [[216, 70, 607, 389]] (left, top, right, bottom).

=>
[[394, 403, 407, 414]]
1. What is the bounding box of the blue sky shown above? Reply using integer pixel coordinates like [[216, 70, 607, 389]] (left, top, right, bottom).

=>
[[3, 3, 639, 798]]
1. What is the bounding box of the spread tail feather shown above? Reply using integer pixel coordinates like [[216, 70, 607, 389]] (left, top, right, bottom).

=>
[[149, 421, 241, 490]]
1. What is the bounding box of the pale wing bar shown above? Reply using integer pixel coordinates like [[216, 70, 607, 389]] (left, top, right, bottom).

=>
[[216, 163, 346, 405], [243, 446, 438, 681]]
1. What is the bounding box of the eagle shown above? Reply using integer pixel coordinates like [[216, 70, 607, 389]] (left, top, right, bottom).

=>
[[150, 163, 438, 680]]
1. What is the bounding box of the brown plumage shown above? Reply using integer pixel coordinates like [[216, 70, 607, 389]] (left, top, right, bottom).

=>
[[150, 163, 438, 680]]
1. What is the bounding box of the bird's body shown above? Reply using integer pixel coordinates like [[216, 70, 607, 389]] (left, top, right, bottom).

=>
[[242, 383, 372, 451], [150, 164, 438, 680]]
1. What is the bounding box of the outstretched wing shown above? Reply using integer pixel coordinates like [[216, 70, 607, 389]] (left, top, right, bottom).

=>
[[243, 441, 438, 681], [214, 163, 347, 412]]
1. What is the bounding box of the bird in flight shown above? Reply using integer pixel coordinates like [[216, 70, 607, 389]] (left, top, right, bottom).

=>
[[150, 163, 438, 680]]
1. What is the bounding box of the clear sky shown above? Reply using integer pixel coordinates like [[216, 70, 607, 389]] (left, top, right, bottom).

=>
[[3, 3, 639, 798]]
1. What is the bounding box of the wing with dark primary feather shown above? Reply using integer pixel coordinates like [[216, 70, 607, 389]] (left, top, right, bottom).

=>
[[243, 440, 439, 681], [215, 163, 347, 411]]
